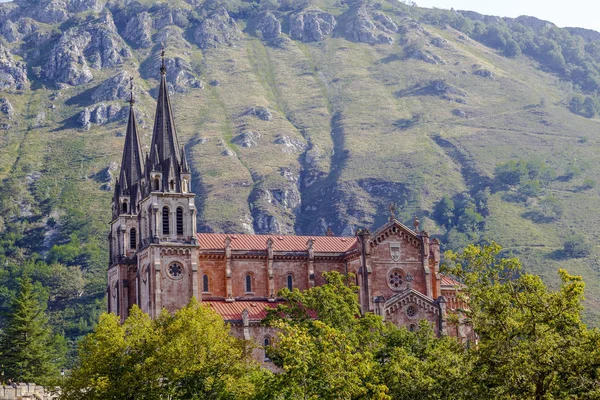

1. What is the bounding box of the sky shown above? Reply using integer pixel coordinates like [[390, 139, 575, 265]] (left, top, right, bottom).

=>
[[415, 0, 600, 32]]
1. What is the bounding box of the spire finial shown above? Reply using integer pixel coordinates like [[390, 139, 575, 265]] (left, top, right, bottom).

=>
[[389, 202, 397, 221], [160, 44, 166, 75], [129, 76, 135, 105]]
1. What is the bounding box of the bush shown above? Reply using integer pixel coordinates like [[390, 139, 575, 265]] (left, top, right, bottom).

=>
[[563, 234, 591, 258]]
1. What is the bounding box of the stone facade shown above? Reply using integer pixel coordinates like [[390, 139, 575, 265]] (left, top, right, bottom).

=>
[[108, 57, 474, 366], [0, 384, 56, 400]]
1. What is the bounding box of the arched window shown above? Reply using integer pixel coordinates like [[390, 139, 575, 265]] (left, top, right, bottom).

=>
[[287, 274, 293, 291], [162, 207, 170, 235], [263, 337, 271, 362], [176, 207, 184, 236], [169, 180, 175, 191], [182, 178, 188, 193], [122, 202, 127, 213], [153, 177, 160, 191], [245, 274, 252, 293], [203, 274, 209, 293], [130, 228, 137, 250]]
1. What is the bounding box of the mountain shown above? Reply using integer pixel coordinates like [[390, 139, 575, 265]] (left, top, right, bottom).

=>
[[1, 0, 600, 341]]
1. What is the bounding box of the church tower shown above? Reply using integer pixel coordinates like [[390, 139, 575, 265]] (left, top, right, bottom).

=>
[[134, 49, 199, 318], [107, 77, 145, 321]]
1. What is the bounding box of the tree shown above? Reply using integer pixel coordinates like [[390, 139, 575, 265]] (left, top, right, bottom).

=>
[[262, 272, 389, 399], [433, 195, 455, 227], [537, 195, 563, 221], [563, 233, 591, 258], [61, 299, 262, 400], [0, 275, 65, 384], [444, 243, 600, 399]]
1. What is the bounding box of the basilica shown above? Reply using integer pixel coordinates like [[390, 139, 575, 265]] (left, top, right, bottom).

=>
[[108, 55, 472, 363]]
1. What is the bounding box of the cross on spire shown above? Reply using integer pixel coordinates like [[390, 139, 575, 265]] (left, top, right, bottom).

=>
[[160, 44, 166, 75], [129, 76, 135, 105]]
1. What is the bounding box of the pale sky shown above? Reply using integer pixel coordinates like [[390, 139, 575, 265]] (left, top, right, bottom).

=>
[[415, 0, 600, 32]]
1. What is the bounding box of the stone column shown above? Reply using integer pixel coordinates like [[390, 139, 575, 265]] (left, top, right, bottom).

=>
[[307, 239, 315, 288], [225, 236, 233, 301], [267, 238, 275, 301]]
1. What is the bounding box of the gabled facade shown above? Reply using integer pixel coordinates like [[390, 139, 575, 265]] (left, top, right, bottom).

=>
[[108, 54, 474, 365]]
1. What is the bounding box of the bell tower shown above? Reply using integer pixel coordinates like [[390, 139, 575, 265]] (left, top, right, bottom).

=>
[[108, 77, 145, 322], [135, 48, 199, 318]]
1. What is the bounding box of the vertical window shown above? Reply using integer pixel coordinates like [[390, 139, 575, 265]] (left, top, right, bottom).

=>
[[287, 274, 293, 291], [162, 207, 170, 235], [176, 207, 184, 236], [170, 180, 175, 191], [263, 337, 271, 362], [122, 202, 127, 213], [130, 228, 137, 250], [154, 177, 160, 191], [203, 274, 209, 292], [245, 274, 252, 293]]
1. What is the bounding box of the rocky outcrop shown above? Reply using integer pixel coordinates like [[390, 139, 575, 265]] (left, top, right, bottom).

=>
[[78, 103, 125, 130], [66, 0, 105, 13], [373, 13, 398, 33], [194, 8, 240, 49], [155, 26, 191, 49], [123, 12, 152, 48], [407, 48, 445, 64], [0, 98, 14, 118], [92, 72, 131, 103], [143, 55, 202, 93], [153, 6, 189, 30], [344, 7, 394, 45], [290, 8, 336, 42], [233, 131, 261, 147], [246, 106, 272, 121], [275, 135, 307, 154], [256, 13, 281, 41], [0, 45, 28, 90], [43, 12, 131, 86]]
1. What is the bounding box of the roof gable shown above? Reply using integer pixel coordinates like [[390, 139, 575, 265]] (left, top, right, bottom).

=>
[[370, 219, 421, 249]]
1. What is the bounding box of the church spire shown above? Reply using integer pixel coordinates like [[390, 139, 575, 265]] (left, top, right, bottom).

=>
[[148, 46, 183, 192], [115, 76, 144, 216]]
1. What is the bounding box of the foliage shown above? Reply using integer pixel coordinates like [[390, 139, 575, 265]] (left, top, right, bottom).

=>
[[444, 243, 600, 398], [0, 275, 66, 384], [563, 233, 592, 258], [60, 299, 263, 400]]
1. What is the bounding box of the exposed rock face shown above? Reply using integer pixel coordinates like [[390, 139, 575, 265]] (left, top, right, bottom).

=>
[[345, 7, 394, 45], [97, 160, 118, 191], [0, 98, 14, 118], [143, 55, 202, 93], [0, 45, 28, 90], [473, 68, 493, 78], [66, 0, 104, 13], [257, 13, 281, 41], [275, 135, 307, 154], [123, 12, 152, 48], [290, 8, 336, 42], [247, 106, 272, 121], [407, 48, 445, 64], [43, 12, 131, 86], [373, 13, 398, 33], [194, 8, 240, 49], [78, 103, 125, 130], [153, 6, 189, 30], [92, 72, 131, 103], [233, 131, 261, 147], [155, 26, 191, 49]]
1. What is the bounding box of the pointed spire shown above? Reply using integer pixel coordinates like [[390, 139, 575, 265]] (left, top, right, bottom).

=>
[[115, 77, 145, 210], [180, 146, 190, 173], [160, 43, 166, 75], [149, 45, 183, 191], [128, 75, 135, 105]]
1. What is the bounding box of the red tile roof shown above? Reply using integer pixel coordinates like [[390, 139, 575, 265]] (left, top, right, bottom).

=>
[[196, 233, 357, 253], [440, 274, 462, 287], [204, 300, 279, 321]]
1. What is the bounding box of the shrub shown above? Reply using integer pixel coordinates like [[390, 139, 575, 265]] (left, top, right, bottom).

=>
[[563, 234, 591, 258]]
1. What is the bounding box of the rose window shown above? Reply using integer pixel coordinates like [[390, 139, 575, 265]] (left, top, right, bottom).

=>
[[168, 263, 183, 279], [406, 305, 416, 318], [388, 270, 404, 291]]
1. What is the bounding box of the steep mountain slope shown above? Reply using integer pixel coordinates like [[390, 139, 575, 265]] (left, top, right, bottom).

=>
[[1, 0, 600, 333]]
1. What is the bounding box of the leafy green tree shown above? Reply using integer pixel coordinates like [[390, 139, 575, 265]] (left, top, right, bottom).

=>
[[61, 299, 262, 400], [518, 179, 541, 198], [537, 195, 564, 221], [262, 272, 389, 399], [494, 160, 528, 186], [0, 275, 65, 384], [445, 243, 600, 399], [433, 195, 455, 227]]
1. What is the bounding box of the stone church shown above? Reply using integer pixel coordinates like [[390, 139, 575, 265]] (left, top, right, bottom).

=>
[[108, 56, 471, 363]]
